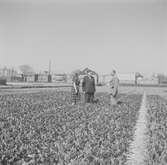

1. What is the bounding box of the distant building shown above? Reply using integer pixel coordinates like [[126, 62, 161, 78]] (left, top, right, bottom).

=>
[[27, 74, 35, 82], [137, 77, 158, 85], [72, 68, 99, 85], [52, 74, 67, 83], [100, 72, 146, 85], [102, 73, 137, 84]]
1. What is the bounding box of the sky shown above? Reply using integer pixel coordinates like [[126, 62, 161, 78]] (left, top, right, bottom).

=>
[[0, 0, 167, 74]]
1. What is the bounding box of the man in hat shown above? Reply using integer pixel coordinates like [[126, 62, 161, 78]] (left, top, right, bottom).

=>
[[109, 70, 119, 106], [82, 70, 96, 103]]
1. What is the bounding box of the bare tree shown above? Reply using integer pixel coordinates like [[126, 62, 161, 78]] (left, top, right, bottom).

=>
[[19, 65, 34, 75], [19, 65, 34, 82]]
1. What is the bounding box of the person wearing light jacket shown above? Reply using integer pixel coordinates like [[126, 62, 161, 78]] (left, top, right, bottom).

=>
[[109, 70, 119, 105], [71, 72, 80, 105]]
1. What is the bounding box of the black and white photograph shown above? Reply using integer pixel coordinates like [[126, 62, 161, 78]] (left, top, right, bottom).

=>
[[0, 0, 167, 164]]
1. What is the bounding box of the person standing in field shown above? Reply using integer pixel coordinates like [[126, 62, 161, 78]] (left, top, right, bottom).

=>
[[109, 70, 119, 106], [82, 71, 96, 103], [71, 72, 80, 105]]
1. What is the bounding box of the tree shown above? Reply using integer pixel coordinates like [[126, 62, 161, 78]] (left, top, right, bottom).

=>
[[19, 65, 34, 75]]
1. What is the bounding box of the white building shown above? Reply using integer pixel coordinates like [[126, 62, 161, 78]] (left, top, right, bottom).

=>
[[100, 72, 136, 85]]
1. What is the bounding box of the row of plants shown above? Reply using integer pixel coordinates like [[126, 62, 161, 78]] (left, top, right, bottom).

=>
[[0, 90, 142, 165], [145, 95, 167, 165]]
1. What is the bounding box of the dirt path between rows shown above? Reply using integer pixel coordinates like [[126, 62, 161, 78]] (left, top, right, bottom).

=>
[[126, 92, 148, 165]]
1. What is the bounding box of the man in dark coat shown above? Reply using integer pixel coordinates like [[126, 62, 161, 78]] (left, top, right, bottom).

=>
[[82, 71, 96, 103]]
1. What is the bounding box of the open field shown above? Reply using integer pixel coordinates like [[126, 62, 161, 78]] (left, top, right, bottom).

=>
[[0, 86, 167, 164], [0, 89, 142, 164], [1, 85, 167, 99]]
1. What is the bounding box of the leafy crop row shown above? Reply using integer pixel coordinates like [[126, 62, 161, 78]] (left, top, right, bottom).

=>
[[0, 90, 141, 165], [146, 96, 167, 165]]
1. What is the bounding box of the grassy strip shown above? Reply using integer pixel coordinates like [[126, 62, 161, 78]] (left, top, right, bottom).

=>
[[126, 93, 148, 165]]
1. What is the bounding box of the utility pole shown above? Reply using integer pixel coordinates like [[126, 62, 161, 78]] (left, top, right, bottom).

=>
[[49, 60, 51, 74], [48, 60, 52, 83]]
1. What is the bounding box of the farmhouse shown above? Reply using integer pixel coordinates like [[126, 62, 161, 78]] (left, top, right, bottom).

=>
[[52, 74, 67, 83], [100, 72, 143, 85], [71, 68, 99, 85]]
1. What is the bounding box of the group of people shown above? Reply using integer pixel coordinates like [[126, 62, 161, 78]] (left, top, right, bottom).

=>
[[71, 70, 119, 106]]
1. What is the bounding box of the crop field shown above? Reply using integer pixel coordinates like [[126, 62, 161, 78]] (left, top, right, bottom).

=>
[[146, 95, 167, 165], [0, 87, 167, 165]]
